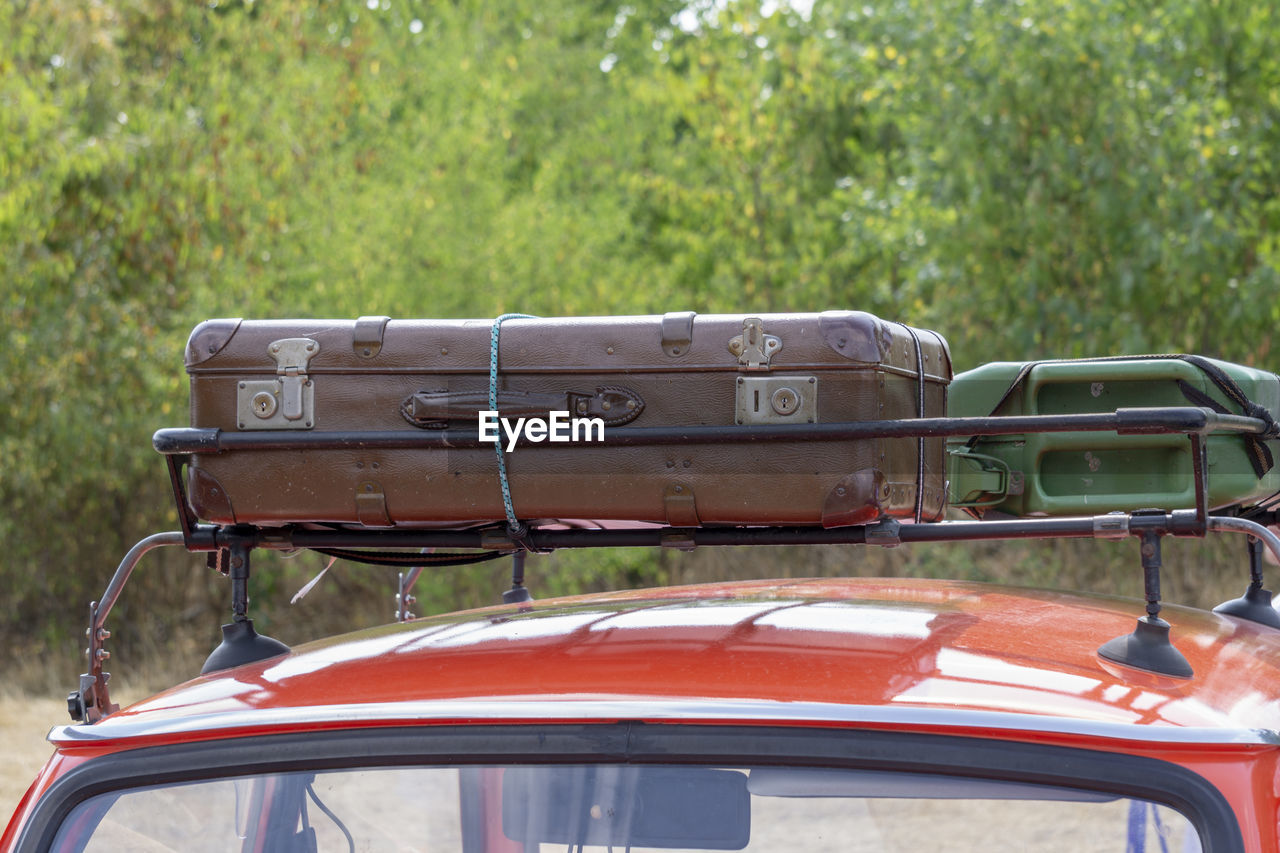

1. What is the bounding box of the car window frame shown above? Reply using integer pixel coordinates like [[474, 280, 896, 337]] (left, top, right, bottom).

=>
[[17, 723, 1245, 853]]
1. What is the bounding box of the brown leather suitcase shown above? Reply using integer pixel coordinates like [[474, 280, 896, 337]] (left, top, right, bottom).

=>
[[178, 312, 951, 528]]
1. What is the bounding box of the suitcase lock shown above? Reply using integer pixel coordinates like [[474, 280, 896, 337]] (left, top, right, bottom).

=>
[[735, 376, 817, 425], [236, 338, 319, 430]]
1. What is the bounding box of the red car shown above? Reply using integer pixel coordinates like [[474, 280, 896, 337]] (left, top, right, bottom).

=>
[[4, 572, 1274, 852]]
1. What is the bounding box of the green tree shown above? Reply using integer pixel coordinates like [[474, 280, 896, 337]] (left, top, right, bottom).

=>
[[5, 0, 1279, 680]]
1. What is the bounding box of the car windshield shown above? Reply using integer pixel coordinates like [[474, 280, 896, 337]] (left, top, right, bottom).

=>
[[51, 763, 1201, 852]]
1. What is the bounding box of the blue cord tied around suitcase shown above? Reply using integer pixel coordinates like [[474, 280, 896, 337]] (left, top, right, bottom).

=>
[[491, 313, 539, 549]]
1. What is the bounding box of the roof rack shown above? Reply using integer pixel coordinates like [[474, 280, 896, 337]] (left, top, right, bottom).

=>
[[67, 405, 1280, 723]]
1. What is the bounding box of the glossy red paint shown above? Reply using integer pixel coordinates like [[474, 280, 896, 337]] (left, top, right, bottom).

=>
[[82, 579, 1280, 735], [9, 578, 1280, 850]]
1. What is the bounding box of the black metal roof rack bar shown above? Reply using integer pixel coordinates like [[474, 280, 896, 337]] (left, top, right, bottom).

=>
[[163, 453, 199, 544], [169, 509, 1216, 553], [150, 406, 1270, 455], [165, 509, 1260, 557], [1190, 433, 1209, 529]]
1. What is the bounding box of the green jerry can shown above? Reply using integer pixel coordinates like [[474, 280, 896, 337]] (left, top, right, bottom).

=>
[[948, 356, 1280, 517]]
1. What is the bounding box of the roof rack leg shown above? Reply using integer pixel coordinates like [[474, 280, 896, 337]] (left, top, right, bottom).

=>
[[396, 566, 424, 622], [1097, 529, 1193, 678], [202, 537, 290, 674], [229, 541, 250, 623], [503, 551, 534, 605], [1213, 535, 1280, 629], [68, 531, 186, 723], [1189, 434, 1208, 529]]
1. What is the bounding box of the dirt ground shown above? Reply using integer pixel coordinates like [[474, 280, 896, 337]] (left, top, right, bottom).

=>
[[1, 692, 66, 825], [0, 684, 157, 828]]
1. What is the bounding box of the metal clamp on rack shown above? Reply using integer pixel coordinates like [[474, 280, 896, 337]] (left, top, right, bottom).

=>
[[68, 532, 185, 724]]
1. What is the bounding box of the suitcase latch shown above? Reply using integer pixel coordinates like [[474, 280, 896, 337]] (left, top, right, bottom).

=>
[[728, 317, 781, 370], [236, 337, 319, 430]]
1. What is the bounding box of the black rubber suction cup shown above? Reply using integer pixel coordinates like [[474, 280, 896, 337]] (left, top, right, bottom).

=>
[[1214, 584, 1280, 629], [503, 585, 534, 604], [1213, 536, 1280, 628], [202, 619, 290, 674], [1097, 616, 1193, 679]]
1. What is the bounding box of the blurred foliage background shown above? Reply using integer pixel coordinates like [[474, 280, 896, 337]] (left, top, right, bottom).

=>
[[3, 0, 1279, 688]]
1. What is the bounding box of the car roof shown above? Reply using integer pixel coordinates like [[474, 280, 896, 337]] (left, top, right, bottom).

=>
[[51, 578, 1280, 748]]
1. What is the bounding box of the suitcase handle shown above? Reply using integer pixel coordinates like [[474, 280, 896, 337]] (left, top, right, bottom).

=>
[[402, 386, 645, 429]]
